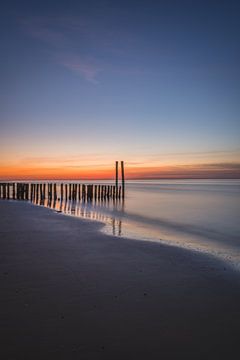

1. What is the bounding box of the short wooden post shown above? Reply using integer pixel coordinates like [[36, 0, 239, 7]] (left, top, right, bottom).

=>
[[121, 161, 125, 198], [54, 183, 57, 200], [78, 184, 81, 200], [115, 161, 118, 190], [73, 184, 76, 200], [16, 183, 18, 200], [12, 183, 16, 200], [43, 183, 46, 199], [26, 184, 29, 200], [61, 184, 63, 200], [36, 184, 39, 201], [65, 184, 67, 200], [7, 183, 10, 199], [40, 184, 43, 200], [82, 184, 86, 200], [50, 183, 53, 200]]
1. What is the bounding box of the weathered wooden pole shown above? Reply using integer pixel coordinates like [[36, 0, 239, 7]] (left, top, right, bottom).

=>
[[60, 183, 63, 200], [82, 184, 86, 200], [73, 184, 76, 200], [30, 184, 33, 200], [115, 161, 118, 190], [47, 183, 50, 199], [36, 184, 39, 201], [118, 185, 122, 199], [33, 184, 36, 200], [65, 184, 68, 200], [7, 183, 10, 199], [43, 183, 46, 199], [54, 183, 57, 200], [26, 184, 29, 200], [40, 184, 43, 200], [16, 183, 18, 200], [78, 184, 81, 200], [12, 183, 15, 199], [121, 161, 125, 198], [50, 183, 53, 200]]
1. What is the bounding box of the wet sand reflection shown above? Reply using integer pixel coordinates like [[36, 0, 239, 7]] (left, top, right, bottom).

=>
[[32, 193, 124, 237]]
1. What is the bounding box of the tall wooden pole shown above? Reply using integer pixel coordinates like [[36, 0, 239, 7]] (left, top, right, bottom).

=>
[[115, 161, 118, 190], [121, 161, 125, 198]]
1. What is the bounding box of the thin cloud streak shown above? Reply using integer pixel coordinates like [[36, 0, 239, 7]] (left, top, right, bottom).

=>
[[19, 14, 141, 82], [56, 54, 101, 83]]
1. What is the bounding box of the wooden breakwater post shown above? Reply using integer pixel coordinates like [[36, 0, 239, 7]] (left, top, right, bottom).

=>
[[121, 161, 125, 199], [43, 183, 46, 200], [65, 184, 68, 200], [54, 183, 57, 200], [7, 183, 10, 199], [115, 160, 125, 199], [1, 161, 125, 203], [115, 161, 118, 190], [12, 183, 15, 199], [61, 183, 63, 200]]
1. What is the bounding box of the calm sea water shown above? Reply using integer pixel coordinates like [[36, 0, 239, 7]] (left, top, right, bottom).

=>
[[15, 179, 240, 267]]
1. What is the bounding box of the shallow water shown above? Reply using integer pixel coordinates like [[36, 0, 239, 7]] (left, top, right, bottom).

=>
[[21, 179, 240, 268]]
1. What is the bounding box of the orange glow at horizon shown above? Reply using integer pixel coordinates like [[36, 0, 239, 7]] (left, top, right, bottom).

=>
[[0, 162, 240, 180]]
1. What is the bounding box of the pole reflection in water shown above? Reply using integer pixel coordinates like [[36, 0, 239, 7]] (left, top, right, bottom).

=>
[[31, 191, 124, 237]]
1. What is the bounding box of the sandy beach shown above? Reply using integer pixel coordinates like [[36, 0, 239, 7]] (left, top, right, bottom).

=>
[[1, 200, 240, 359]]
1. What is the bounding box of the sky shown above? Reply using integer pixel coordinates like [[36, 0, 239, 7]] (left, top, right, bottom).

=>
[[0, 0, 240, 180]]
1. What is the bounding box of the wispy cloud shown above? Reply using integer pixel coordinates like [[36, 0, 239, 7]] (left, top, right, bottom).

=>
[[55, 53, 100, 83], [19, 14, 141, 82], [19, 16, 102, 82]]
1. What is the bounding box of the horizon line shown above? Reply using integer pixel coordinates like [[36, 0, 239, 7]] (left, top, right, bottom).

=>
[[0, 177, 240, 182]]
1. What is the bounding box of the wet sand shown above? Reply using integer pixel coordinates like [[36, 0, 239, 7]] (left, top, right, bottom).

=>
[[0, 200, 240, 359]]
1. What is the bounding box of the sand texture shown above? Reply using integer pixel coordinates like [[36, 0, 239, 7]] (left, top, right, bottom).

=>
[[0, 200, 240, 359]]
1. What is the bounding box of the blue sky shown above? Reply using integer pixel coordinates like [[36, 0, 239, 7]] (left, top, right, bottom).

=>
[[0, 0, 240, 178]]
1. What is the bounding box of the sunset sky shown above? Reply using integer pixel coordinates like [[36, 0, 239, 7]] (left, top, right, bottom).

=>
[[1, 0, 240, 180]]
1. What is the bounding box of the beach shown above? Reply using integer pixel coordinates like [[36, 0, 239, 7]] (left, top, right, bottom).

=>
[[1, 200, 240, 359]]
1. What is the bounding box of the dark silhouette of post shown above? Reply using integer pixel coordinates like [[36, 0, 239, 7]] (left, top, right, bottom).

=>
[[115, 161, 118, 189], [121, 161, 125, 198]]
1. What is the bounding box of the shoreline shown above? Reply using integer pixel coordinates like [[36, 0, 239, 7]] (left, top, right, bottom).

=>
[[26, 197, 240, 271], [1, 200, 240, 359]]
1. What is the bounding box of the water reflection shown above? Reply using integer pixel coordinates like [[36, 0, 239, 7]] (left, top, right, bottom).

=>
[[22, 179, 240, 268], [31, 194, 124, 237]]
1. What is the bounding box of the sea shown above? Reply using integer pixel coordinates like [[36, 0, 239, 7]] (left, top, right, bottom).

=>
[[3, 179, 240, 268]]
